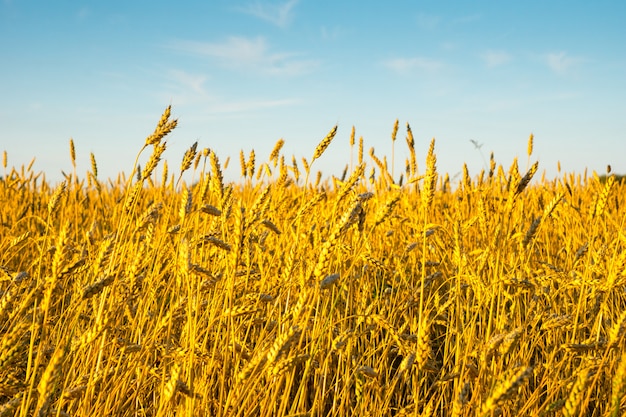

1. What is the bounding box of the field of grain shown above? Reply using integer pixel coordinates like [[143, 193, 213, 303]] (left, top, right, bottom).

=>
[[1, 106, 625, 416]]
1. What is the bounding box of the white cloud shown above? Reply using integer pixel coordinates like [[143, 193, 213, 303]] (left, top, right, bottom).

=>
[[384, 57, 443, 73], [545, 51, 582, 74], [167, 36, 318, 76], [237, 0, 299, 28], [482, 50, 512, 68]]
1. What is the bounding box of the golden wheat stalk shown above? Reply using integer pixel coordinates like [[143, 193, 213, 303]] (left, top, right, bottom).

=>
[[611, 351, 626, 416], [180, 141, 198, 175], [269, 138, 285, 166], [405, 123, 417, 177], [522, 216, 542, 247], [239, 149, 247, 178], [266, 325, 301, 365], [515, 161, 538, 195], [542, 191, 564, 219], [312, 196, 361, 281], [35, 343, 68, 416], [162, 362, 181, 405], [415, 321, 430, 371], [592, 174, 614, 219], [480, 366, 532, 415], [0, 393, 23, 416], [69, 138, 76, 169], [47, 181, 67, 215], [311, 125, 337, 162], [82, 275, 115, 299], [563, 368, 592, 417], [145, 105, 177, 147], [210, 150, 224, 202], [142, 143, 166, 182], [358, 135, 364, 166], [247, 185, 272, 227], [374, 194, 401, 226], [0, 320, 29, 372], [269, 353, 309, 377], [421, 138, 437, 210]]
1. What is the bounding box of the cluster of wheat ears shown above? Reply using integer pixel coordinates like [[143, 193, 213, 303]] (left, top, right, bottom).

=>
[[1, 106, 625, 416]]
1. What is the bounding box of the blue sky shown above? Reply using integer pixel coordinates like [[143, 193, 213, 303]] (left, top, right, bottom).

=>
[[2, 0, 625, 184]]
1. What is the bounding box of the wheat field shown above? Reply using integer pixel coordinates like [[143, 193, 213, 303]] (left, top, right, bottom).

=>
[[1, 106, 625, 416]]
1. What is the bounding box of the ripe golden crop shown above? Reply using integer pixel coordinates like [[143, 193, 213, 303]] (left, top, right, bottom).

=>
[[0, 107, 625, 416]]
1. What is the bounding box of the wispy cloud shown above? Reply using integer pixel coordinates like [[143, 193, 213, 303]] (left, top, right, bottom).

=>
[[545, 51, 583, 74], [206, 98, 300, 114], [383, 57, 443, 74], [416, 12, 480, 30], [483, 98, 522, 112], [320, 25, 344, 41], [452, 13, 482, 24], [168, 70, 210, 96], [482, 91, 581, 112], [76, 6, 90, 20], [536, 92, 582, 101], [237, 0, 299, 28], [440, 41, 458, 51], [416, 12, 440, 30], [158, 69, 300, 113], [167, 36, 318, 76], [482, 50, 512, 68]]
